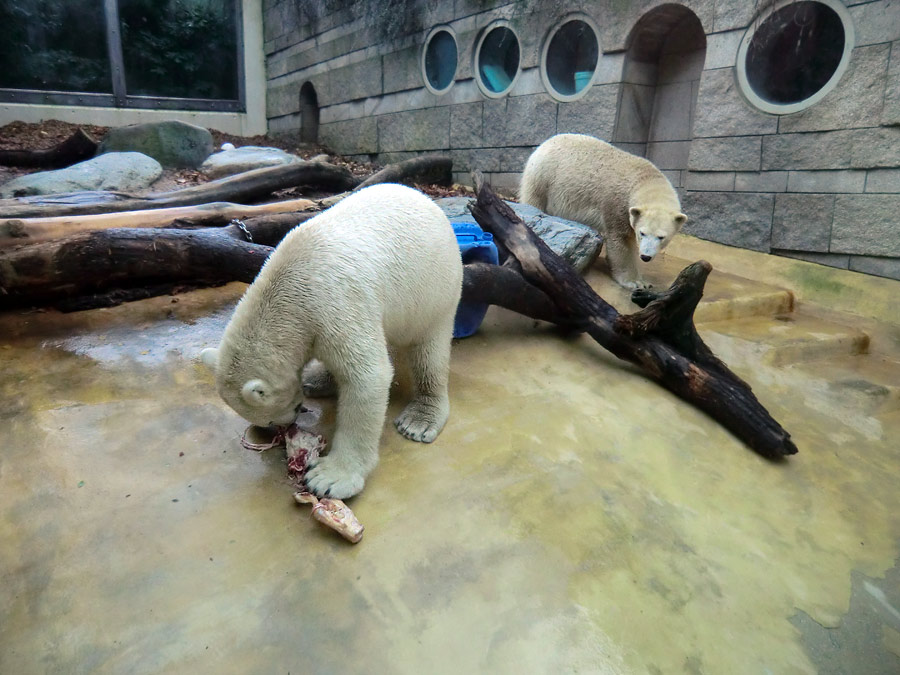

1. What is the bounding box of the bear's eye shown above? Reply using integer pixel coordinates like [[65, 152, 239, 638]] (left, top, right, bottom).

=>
[[657, 235, 665, 241], [639, 230, 647, 237]]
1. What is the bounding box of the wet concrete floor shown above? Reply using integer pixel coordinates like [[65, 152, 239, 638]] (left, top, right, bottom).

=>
[[1, 263, 899, 674]]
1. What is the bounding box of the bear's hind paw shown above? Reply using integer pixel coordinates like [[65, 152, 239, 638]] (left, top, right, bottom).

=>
[[394, 398, 449, 443]]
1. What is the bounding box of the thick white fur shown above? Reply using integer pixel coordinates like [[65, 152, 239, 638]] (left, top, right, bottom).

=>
[[520, 133, 687, 290], [199, 183, 463, 498]]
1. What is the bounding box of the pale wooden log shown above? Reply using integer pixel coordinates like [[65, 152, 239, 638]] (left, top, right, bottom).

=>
[[0, 161, 356, 219], [0, 198, 317, 246]]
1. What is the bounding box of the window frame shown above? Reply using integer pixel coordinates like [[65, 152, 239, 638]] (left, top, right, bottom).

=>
[[540, 13, 602, 103], [0, 0, 245, 112], [735, 0, 855, 115], [473, 20, 522, 99]]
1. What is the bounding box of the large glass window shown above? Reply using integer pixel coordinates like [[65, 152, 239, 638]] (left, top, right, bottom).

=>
[[475, 23, 520, 98], [736, 0, 854, 114], [541, 17, 600, 101], [423, 28, 458, 94], [0, 0, 242, 111], [0, 0, 112, 93]]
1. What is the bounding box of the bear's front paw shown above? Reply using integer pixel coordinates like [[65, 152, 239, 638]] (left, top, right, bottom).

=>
[[617, 278, 652, 292], [305, 455, 366, 499], [394, 397, 449, 443]]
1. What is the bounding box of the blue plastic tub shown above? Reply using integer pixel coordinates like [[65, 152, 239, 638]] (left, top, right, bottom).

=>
[[452, 218, 499, 338]]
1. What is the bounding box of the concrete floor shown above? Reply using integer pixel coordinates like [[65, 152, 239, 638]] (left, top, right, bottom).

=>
[[1, 243, 899, 674]]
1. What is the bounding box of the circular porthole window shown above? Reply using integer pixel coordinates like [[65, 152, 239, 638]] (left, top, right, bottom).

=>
[[541, 16, 600, 102], [736, 0, 854, 114], [422, 27, 458, 94], [475, 22, 521, 98]]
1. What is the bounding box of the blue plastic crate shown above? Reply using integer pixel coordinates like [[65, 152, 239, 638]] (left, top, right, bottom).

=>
[[452, 218, 499, 338]]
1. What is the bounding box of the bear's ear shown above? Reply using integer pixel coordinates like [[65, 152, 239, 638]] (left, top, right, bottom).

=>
[[629, 207, 642, 228], [241, 379, 270, 406], [199, 347, 219, 372], [674, 213, 687, 228]]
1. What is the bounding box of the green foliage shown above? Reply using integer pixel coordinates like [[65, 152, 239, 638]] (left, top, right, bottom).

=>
[[119, 0, 239, 100], [0, 0, 239, 100], [0, 0, 111, 92]]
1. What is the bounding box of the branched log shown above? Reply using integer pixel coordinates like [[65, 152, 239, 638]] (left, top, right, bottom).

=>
[[0, 161, 356, 219], [467, 171, 797, 459], [0, 129, 98, 169], [353, 154, 453, 191]]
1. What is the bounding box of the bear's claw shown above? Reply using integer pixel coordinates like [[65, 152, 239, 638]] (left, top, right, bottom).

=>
[[305, 456, 365, 499], [394, 399, 448, 443]]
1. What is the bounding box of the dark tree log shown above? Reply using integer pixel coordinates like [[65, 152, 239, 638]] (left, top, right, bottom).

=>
[[0, 227, 270, 308], [467, 172, 797, 459], [353, 154, 453, 192], [0, 161, 357, 219], [0, 217, 542, 319], [462, 262, 564, 325], [0, 129, 98, 169]]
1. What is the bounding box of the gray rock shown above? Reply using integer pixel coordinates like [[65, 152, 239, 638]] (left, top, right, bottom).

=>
[[98, 120, 214, 169], [200, 146, 304, 179], [450, 102, 483, 149], [850, 127, 900, 169], [324, 58, 383, 105], [772, 194, 835, 252], [383, 45, 421, 95], [776, 251, 850, 270], [377, 107, 450, 152], [865, 169, 900, 193], [0, 152, 162, 198], [849, 255, 900, 281], [435, 196, 602, 272], [831, 194, 900, 257], [777, 44, 890, 132], [850, 0, 900, 47], [762, 130, 854, 170], [786, 170, 866, 193], [712, 0, 756, 31], [556, 84, 618, 140], [319, 117, 378, 155], [504, 94, 559, 146], [882, 40, 900, 125], [688, 137, 761, 172], [681, 191, 775, 252], [692, 69, 778, 138]]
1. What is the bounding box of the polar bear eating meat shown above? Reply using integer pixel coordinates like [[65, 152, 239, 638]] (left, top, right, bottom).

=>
[[520, 133, 686, 290], [199, 183, 463, 499]]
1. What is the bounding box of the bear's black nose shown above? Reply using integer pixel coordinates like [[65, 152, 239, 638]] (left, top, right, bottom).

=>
[[640, 254, 652, 262]]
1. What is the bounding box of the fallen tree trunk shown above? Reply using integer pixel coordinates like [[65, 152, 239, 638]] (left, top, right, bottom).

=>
[[353, 154, 453, 191], [0, 175, 796, 458], [0, 217, 545, 315], [0, 128, 98, 169], [0, 161, 356, 219], [467, 172, 797, 459], [0, 197, 317, 246]]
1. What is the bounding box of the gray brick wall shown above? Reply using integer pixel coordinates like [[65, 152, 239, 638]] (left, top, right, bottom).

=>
[[264, 0, 900, 280]]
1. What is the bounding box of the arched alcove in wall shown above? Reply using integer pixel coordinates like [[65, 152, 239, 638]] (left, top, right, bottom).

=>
[[299, 82, 319, 144], [613, 5, 706, 189]]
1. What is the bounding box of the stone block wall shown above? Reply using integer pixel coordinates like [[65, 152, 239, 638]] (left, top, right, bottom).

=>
[[264, 0, 900, 280]]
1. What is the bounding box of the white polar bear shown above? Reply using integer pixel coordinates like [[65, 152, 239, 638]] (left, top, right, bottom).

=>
[[199, 183, 463, 498], [520, 133, 687, 290]]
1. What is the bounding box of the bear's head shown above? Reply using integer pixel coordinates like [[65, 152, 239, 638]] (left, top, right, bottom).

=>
[[629, 206, 687, 263], [199, 346, 304, 428]]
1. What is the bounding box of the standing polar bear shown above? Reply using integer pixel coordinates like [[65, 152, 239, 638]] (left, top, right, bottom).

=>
[[199, 183, 463, 498], [520, 133, 686, 290]]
